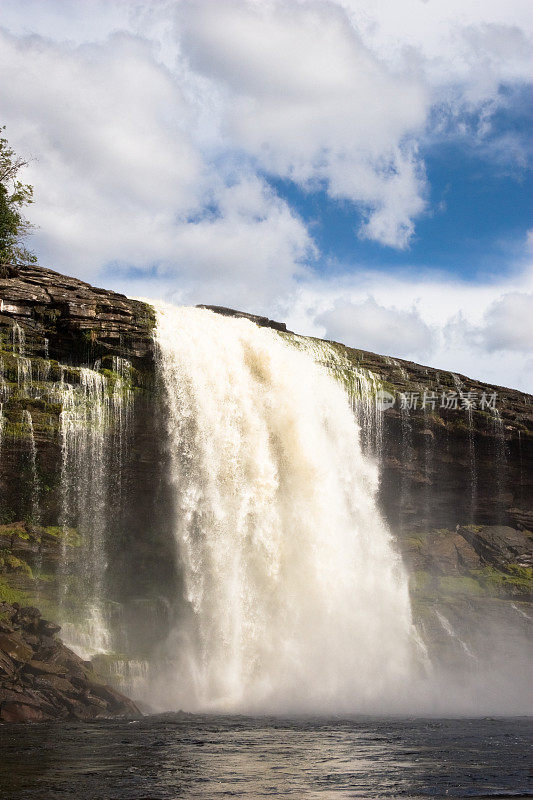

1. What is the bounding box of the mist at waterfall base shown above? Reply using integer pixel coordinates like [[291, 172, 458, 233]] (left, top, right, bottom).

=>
[[137, 305, 531, 717]]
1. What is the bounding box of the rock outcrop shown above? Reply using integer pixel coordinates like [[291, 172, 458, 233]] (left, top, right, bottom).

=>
[[403, 524, 533, 599], [197, 304, 288, 332], [0, 262, 154, 364], [0, 601, 140, 722]]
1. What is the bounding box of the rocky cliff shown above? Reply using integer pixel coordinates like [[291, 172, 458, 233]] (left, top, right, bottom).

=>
[[0, 263, 531, 708], [0, 262, 154, 362]]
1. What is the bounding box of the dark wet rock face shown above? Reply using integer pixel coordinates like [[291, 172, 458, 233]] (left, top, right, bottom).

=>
[[403, 524, 533, 600], [404, 524, 533, 576], [0, 601, 140, 722]]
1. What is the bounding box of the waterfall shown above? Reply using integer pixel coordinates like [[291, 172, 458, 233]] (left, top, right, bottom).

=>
[[451, 373, 477, 521], [54, 362, 132, 657], [491, 409, 507, 522], [12, 321, 25, 355], [517, 430, 524, 508], [435, 611, 477, 662], [399, 402, 413, 532], [93, 655, 150, 699], [284, 334, 384, 459], [21, 410, 40, 526], [154, 304, 417, 713], [109, 356, 133, 511], [422, 406, 433, 527], [350, 368, 384, 458], [385, 356, 409, 382], [17, 356, 32, 391], [57, 368, 111, 654], [466, 405, 477, 522]]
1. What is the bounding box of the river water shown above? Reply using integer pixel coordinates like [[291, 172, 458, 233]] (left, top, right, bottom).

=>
[[0, 715, 530, 799]]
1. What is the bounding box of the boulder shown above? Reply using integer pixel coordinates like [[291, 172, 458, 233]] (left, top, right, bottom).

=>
[[23, 659, 68, 676], [0, 601, 141, 723], [0, 632, 33, 663], [460, 525, 533, 569], [1, 701, 44, 723]]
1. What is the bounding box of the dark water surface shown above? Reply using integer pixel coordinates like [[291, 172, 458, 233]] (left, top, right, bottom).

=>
[[0, 715, 531, 799]]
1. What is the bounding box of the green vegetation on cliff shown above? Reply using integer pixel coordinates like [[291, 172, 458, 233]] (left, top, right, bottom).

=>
[[0, 128, 35, 270], [411, 564, 533, 602]]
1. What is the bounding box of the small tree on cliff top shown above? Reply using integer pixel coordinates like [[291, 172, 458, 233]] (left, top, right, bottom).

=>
[[0, 127, 36, 272]]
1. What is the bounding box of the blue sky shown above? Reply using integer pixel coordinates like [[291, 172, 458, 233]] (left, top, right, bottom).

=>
[[270, 149, 532, 283], [270, 86, 533, 283], [0, 0, 532, 389]]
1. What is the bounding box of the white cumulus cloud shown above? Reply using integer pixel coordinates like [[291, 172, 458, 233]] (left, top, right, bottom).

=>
[[316, 298, 435, 357], [480, 292, 533, 353], [178, 0, 428, 248], [0, 0, 531, 388]]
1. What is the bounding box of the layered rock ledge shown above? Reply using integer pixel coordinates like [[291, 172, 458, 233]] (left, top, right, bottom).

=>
[[0, 263, 155, 364], [0, 602, 140, 722]]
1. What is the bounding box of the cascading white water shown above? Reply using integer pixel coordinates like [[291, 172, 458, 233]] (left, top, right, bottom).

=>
[[12, 321, 25, 356], [0, 356, 6, 460], [21, 409, 40, 526], [17, 355, 32, 390], [286, 334, 384, 459], [56, 368, 111, 654], [451, 372, 477, 521], [53, 362, 132, 657], [491, 408, 507, 522], [155, 305, 418, 713], [399, 401, 413, 532]]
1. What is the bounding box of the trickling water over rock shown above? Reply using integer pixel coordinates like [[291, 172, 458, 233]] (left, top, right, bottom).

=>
[[55, 360, 134, 656], [0, 265, 170, 698]]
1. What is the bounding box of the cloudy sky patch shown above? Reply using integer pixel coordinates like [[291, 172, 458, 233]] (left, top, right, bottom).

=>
[[1, 0, 531, 389]]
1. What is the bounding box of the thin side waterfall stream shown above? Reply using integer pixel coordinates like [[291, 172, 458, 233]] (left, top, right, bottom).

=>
[[55, 361, 132, 658], [154, 304, 419, 713]]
